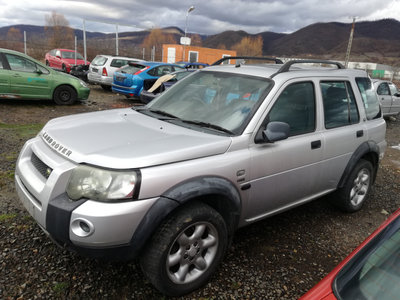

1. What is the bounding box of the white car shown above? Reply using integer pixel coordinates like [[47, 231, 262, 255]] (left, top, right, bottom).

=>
[[373, 79, 400, 117], [87, 55, 143, 90]]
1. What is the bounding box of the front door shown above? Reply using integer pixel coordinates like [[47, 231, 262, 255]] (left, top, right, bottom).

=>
[[0, 54, 10, 95], [246, 81, 323, 221], [5, 53, 51, 99], [376, 82, 392, 114]]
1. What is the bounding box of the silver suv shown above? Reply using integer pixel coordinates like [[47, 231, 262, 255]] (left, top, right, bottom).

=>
[[15, 58, 387, 296], [87, 55, 143, 90]]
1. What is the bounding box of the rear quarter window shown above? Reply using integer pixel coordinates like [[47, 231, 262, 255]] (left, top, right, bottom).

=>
[[120, 64, 146, 74], [356, 78, 381, 120], [91, 56, 108, 66]]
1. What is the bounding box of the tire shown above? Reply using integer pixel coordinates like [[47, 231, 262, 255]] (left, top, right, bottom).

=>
[[101, 84, 112, 91], [45, 60, 49, 66], [140, 202, 228, 296], [62, 64, 67, 73], [331, 159, 374, 212], [53, 85, 77, 105]]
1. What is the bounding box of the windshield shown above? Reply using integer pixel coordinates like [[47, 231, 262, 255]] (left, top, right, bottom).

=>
[[335, 215, 400, 299], [146, 70, 273, 135], [62, 51, 84, 60]]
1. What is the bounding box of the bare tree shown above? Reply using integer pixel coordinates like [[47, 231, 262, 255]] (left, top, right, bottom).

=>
[[6, 27, 23, 51], [45, 11, 74, 49], [233, 36, 263, 56], [141, 28, 176, 61]]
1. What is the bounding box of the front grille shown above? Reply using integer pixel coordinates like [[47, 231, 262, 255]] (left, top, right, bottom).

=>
[[31, 152, 52, 179]]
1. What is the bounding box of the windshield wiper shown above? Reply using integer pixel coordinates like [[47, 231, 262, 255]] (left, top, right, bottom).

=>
[[180, 120, 234, 135], [136, 108, 179, 120]]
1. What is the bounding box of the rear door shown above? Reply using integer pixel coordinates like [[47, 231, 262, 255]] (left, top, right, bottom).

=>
[[319, 79, 366, 191], [5, 53, 52, 99]]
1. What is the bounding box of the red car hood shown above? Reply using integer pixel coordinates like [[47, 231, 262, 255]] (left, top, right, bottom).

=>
[[63, 58, 89, 65]]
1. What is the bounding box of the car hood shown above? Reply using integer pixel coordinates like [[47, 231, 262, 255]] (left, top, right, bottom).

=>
[[63, 58, 89, 65], [40, 108, 232, 169]]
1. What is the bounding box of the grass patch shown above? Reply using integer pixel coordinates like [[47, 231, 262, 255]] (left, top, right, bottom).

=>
[[53, 282, 69, 295], [0, 213, 17, 221], [0, 123, 44, 139]]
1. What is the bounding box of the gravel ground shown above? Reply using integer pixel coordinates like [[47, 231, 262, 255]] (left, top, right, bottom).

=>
[[0, 85, 399, 299]]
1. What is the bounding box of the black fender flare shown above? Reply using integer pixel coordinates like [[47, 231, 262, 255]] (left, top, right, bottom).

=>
[[338, 141, 380, 188], [129, 176, 242, 257]]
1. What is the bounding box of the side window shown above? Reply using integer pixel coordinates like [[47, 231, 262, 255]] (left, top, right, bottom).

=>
[[110, 59, 127, 68], [0, 56, 3, 69], [268, 82, 316, 136], [321, 81, 359, 129], [356, 77, 381, 120], [5, 54, 37, 73], [377, 83, 390, 95], [37, 64, 50, 74]]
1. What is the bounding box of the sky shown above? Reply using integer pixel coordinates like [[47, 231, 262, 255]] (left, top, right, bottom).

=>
[[0, 0, 399, 35]]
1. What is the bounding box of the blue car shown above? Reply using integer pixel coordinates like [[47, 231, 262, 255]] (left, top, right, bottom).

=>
[[112, 62, 184, 97]]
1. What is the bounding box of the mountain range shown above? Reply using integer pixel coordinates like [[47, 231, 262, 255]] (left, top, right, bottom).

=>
[[1, 18, 399, 65]]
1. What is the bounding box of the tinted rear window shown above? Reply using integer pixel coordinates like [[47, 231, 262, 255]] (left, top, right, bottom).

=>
[[91, 56, 108, 66], [120, 64, 147, 74]]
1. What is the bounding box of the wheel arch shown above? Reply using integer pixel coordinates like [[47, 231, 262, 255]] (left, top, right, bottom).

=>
[[52, 83, 78, 97], [130, 176, 242, 257], [338, 141, 380, 189]]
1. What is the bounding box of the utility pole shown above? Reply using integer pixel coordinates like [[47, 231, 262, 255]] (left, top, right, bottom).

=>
[[345, 17, 357, 68]]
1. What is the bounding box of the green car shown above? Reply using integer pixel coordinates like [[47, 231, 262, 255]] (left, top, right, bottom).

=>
[[0, 48, 90, 105]]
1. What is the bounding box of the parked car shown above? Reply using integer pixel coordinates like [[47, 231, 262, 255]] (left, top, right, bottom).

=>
[[175, 61, 209, 69], [112, 62, 184, 97], [15, 57, 386, 296], [87, 55, 143, 91], [0, 48, 90, 105], [301, 208, 400, 300], [373, 79, 400, 117], [45, 49, 90, 73], [139, 69, 195, 104]]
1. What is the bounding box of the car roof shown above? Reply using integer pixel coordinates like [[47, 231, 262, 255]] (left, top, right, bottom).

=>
[[203, 63, 368, 81], [95, 54, 143, 61]]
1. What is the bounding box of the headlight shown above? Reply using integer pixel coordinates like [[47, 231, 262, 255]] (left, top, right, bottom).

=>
[[79, 80, 88, 88], [66, 165, 140, 202]]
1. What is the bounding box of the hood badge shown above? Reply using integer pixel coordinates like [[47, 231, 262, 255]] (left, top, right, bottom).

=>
[[42, 132, 72, 157]]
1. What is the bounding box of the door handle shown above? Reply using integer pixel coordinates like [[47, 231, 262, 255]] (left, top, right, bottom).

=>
[[311, 140, 321, 149], [12, 74, 21, 77], [356, 130, 364, 138]]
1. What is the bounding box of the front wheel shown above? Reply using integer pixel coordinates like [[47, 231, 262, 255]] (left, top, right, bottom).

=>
[[53, 85, 77, 105], [332, 159, 373, 212], [140, 202, 228, 296]]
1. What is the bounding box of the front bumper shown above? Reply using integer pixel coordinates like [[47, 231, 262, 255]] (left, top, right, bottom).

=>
[[77, 86, 90, 100], [15, 136, 157, 259]]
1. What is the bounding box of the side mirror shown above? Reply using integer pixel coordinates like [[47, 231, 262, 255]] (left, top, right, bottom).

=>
[[56, 55, 61, 59], [262, 121, 290, 143], [394, 92, 400, 97]]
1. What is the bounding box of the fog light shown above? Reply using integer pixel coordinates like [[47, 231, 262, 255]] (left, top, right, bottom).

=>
[[71, 218, 95, 237], [80, 221, 90, 233]]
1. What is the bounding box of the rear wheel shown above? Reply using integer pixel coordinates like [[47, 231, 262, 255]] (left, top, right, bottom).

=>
[[140, 202, 228, 296], [331, 159, 373, 212], [53, 85, 77, 105]]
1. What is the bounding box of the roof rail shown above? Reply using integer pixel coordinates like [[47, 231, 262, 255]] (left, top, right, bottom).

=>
[[211, 56, 283, 66], [271, 59, 345, 78]]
